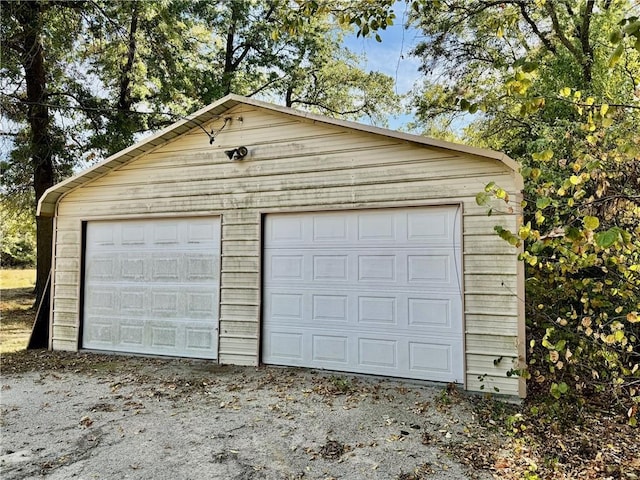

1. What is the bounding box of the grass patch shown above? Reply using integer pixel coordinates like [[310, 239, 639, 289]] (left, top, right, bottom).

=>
[[1, 268, 36, 289], [1, 269, 36, 353]]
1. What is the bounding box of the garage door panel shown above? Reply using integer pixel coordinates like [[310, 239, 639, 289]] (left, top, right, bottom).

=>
[[357, 213, 398, 241], [84, 318, 113, 345], [313, 215, 349, 242], [87, 255, 118, 280], [409, 341, 455, 375], [265, 288, 461, 335], [407, 296, 461, 333], [407, 209, 459, 245], [268, 292, 304, 321], [358, 296, 396, 325], [263, 207, 464, 382], [312, 334, 349, 363], [119, 320, 144, 346], [266, 207, 461, 249], [269, 254, 305, 281], [264, 325, 461, 382], [312, 294, 349, 322], [85, 287, 118, 312], [83, 217, 219, 359], [186, 254, 219, 281], [313, 255, 348, 281], [359, 338, 398, 368], [265, 248, 460, 291], [268, 331, 304, 360]]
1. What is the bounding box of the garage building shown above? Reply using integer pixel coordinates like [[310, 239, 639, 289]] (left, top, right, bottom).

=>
[[37, 94, 525, 396]]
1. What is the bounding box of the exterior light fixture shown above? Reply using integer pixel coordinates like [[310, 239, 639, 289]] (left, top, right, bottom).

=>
[[224, 146, 248, 160]]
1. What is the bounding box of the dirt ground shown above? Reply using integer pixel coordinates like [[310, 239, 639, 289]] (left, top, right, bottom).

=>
[[0, 351, 503, 480]]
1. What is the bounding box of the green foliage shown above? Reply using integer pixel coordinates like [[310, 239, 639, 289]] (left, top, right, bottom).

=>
[[0, 198, 36, 268], [512, 95, 640, 422], [282, 0, 396, 42]]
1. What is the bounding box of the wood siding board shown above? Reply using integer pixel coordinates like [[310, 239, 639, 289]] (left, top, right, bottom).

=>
[[91, 147, 464, 181], [219, 321, 259, 337], [55, 259, 80, 271], [53, 313, 79, 326], [218, 339, 259, 356], [54, 271, 79, 284], [463, 235, 517, 254], [221, 304, 260, 316], [53, 298, 79, 311], [52, 325, 78, 339], [53, 285, 78, 298], [464, 254, 518, 274], [51, 339, 78, 352], [57, 176, 518, 217], [218, 353, 257, 366], [57, 231, 81, 243], [221, 291, 260, 306], [59, 163, 507, 204], [466, 377, 519, 397], [466, 354, 519, 375], [466, 334, 518, 355], [222, 257, 260, 270], [464, 273, 517, 292]]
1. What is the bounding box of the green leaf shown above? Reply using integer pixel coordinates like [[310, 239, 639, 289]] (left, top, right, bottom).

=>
[[566, 227, 581, 240], [609, 42, 624, 67], [559, 87, 571, 97], [536, 197, 551, 209], [476, 192, 490, 206], [583, 216, 600, 230], [623, 20, 640, 35], [609, 30, 624, 43], [595, 229, 619, 248], [541, 149, 554, 161]]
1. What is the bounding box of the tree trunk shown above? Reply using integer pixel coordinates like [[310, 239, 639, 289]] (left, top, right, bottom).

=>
[[18, 1, 55, 305]]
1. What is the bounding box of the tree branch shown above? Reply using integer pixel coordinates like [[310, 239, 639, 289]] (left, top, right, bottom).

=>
[[544, 1, 589, 80], [517, 1, 557, 53], [288, 98, 367, 116], [578, 0, 595, 79]]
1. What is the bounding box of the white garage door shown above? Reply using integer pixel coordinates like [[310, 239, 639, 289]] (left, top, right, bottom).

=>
[[263, 207, 463, 382], [82, 217, 220, 359]]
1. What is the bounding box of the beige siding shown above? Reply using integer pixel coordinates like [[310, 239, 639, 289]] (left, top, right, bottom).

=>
[[51, 103, 523, 394], [218, 210, 261, 364]]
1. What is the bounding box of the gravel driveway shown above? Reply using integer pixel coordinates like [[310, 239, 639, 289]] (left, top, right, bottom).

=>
[[1, 352, 500, 480]]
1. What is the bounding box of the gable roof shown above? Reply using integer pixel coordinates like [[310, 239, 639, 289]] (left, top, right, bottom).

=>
[[37, 94, 522, 216]]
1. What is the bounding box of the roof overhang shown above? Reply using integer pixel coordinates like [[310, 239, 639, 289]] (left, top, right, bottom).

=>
[[37, 94, 523, 217]]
